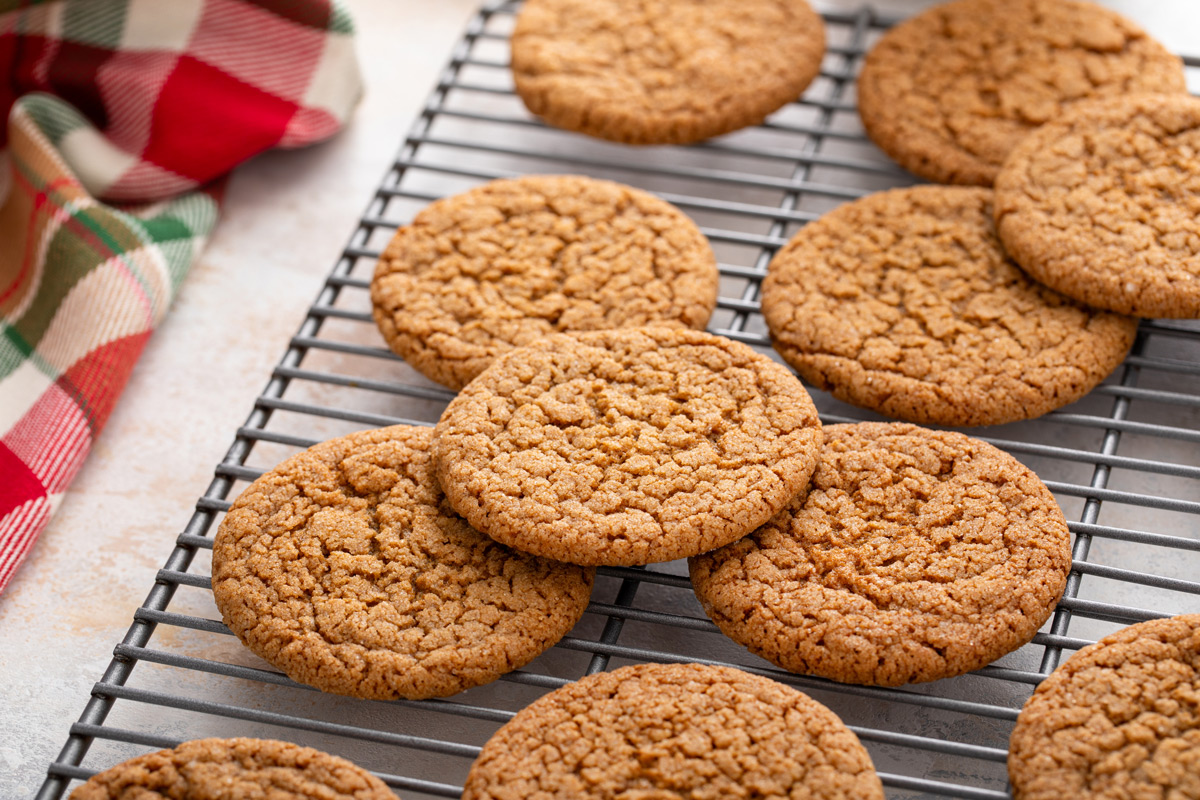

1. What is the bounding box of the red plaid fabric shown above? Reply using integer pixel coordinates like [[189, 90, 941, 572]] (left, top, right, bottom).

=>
[[0, 0, 361, 201], [0, 0, 363, 595]]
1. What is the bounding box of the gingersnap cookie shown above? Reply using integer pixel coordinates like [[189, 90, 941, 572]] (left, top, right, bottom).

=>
[[69, 737, 397, 799], [995, 93, 1200, 319], [760, 185, 1138, 427], [1009, 614, 1200, 799], [432, 327, 823, 567], [462, 662, 884, 799], [211, 425, 594, 700], [690, 422, 1072, 687], [857, 0, 1186, 186], [510, 0, 826, 145], [370, 175, 719, 390]]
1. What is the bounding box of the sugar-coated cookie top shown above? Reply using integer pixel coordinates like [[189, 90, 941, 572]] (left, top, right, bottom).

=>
[[511, 0, 826, 144], [762, 185, 1137, 426], [858, 0, 1185, 185], [212, 425, 593, 700], [433, 327, 822, 566], [463, 662, 884, 799], [995, 93, 1200, 318], [691, 422, 1072, 686], [70, 738, 398, 800], [371, 175, 718, 390], [1009, 614, 1200, 799]]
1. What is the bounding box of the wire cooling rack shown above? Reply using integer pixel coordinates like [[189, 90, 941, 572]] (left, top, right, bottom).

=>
[[39, 3, 1200, 799]]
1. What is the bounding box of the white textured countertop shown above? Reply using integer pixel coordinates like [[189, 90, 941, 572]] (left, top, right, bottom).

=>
[[1, 1, 1196, 797], [0, 1, 480, 795]]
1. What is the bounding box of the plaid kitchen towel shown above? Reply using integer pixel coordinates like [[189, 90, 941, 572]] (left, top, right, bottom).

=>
[[0, 0, 363, 595]]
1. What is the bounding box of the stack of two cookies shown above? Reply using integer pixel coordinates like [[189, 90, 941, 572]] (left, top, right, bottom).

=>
[[765, 0, 1199, 427], [366, 172, 825, 569]]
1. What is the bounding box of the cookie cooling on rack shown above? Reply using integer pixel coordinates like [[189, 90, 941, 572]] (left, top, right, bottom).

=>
[[510, 0, 826, 145], [1008, 614, 1200, 799], [761, 185, 1138, 426], [69, 738, 398, 799], [690, 422, 1072, 686], [462, 662, 884, 799], [370, 174, 718, 390], [995, 93, 1200, 319], [211, 425, 593, 700], [432, 327, 824, 566], [856, 0, 1185, 185]]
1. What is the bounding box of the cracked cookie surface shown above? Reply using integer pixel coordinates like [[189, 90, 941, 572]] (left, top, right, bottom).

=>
[[1009, 614, 1200, 800], [69, 737, 397, 799], [432, 327, 823, 566], [995, 93, 1200, 318], [760, 185, 1138, 427], [857, 0, 1185, 186], [371, 175, 718, 390], [211, 425, 594, 700], [689, 422, 1071, 686], [510, 0, 826, 145], [462, 662, 884, 800]]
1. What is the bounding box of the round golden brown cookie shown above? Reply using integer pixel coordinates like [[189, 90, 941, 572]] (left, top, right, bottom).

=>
[[760, 185, 1138, 427], [461, 662, 884, 799], [69, 737, 397, 799], [857, 0, 1186, 186], [995, 93, 1200, 319], [370, 175, 719, 390], [510, 0, 826, 145], [432, 327, 823, 567], [689, 422, 1072, 686], [211, 425, 594, 700], [1009, 614, 1200, 799]]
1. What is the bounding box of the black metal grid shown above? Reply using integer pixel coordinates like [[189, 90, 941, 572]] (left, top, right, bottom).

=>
[[38, 3, 1200, 799]]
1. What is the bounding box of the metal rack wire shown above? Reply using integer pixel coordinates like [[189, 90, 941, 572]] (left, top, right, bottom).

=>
[[38, 3, 1200, 799]]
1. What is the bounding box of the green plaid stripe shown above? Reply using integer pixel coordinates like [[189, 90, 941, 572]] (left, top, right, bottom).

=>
[[136, 199, 218, 295], [60, 0, 129, 47], [0, 195, 218, 382], [0, 97, 218, 384], [328, 2, 352, 33], [20, 93, 92, 149], [0, 319, 35, 370], [5, 201, 132, 362]]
